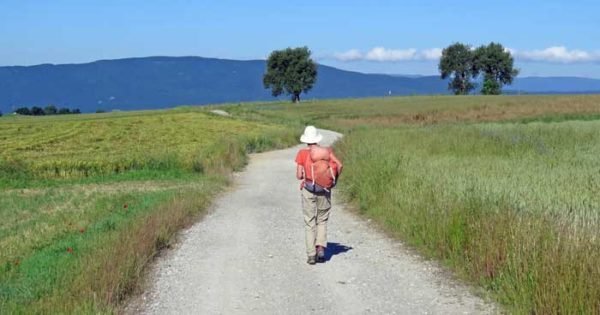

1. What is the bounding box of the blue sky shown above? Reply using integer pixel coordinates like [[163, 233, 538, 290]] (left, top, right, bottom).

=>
[[1, 0, 599, 77]]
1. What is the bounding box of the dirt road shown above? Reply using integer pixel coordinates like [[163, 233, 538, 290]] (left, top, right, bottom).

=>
[[129, 130, 494, 314]]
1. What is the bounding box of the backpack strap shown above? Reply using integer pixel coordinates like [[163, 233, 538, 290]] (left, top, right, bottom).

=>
[[329, 167, 336, 187], [305, 149, 316, 186], [326, 148, 336, 187]]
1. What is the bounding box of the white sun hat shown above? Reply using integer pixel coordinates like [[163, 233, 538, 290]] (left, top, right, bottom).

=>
[[300, 126, 323, 144]]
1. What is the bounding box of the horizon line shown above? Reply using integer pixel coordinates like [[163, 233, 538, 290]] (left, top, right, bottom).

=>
[[1, 55, 599, 80]]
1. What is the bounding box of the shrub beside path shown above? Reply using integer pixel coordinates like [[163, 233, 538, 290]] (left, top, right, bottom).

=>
[[128, 130, 495, 314]]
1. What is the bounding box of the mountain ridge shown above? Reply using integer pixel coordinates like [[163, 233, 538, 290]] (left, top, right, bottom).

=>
[[1, 56, 599, 113]]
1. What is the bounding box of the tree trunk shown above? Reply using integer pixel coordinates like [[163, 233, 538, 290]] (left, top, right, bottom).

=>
[[292, 93, 300, 103]]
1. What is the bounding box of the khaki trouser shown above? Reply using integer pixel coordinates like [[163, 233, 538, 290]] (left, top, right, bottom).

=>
[[301, 187, 331, 257]]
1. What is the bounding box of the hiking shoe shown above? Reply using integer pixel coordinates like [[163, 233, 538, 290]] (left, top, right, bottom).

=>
[[307, 256, 316, 265], [316, 246, 325, 262]]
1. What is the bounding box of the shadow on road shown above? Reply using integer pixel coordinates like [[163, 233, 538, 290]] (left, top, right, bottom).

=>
[[325, 242, 353, 261]]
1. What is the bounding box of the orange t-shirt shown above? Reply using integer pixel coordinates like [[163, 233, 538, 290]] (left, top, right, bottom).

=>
[[295, 148, 310, 167], [296, 148, 312, 175], [295, 149, 310, 189]]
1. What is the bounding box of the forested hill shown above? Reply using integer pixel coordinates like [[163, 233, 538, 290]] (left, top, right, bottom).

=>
[[1, 56, 599, 113]]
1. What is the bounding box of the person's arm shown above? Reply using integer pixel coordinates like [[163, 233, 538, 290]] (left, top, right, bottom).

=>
[[329, 151, 343, 174], [295, 150, 306, 180], [296, 164, 304, 180]]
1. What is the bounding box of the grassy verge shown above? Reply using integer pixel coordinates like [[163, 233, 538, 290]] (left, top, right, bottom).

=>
[[1, 179, 220, 313], [0, 108, 297, 313], [333, 121, 600, 314]]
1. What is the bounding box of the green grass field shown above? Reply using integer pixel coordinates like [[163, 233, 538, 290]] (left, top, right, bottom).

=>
[[2, 95, 600, 314]]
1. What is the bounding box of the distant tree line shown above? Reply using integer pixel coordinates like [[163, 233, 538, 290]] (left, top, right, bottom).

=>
[[14, 105, 81, 116], [439, 42, 519, 95]]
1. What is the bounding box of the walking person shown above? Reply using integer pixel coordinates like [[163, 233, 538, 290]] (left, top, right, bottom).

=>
[[295, 126, 343, 265]]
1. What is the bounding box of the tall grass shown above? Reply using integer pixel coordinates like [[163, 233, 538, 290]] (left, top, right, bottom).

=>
[[334, 121, 600, 314]]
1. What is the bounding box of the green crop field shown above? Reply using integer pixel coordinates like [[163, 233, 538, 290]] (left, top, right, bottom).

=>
[[2, 95, 600, 314]]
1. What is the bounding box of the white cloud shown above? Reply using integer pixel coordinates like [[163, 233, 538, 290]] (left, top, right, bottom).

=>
[[365, 47, 418, 61], [333, 49, 363, 61], [421, 48, 442, 60], [333, 47, 440, 62], [332, 46, 600, 64], [513, 46, 600, 63]]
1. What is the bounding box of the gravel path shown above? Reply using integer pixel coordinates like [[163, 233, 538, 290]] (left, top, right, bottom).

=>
[[128, 130, 495, 314]]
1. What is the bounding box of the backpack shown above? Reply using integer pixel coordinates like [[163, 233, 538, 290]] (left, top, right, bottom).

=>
[[303, 147, 338, 191]]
